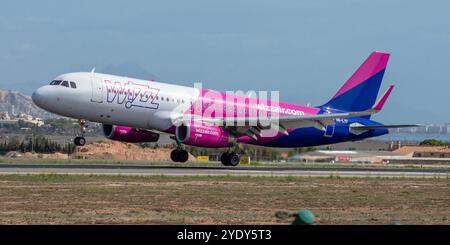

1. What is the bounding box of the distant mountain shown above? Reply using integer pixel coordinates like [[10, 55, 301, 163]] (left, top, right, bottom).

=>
[[0, 89, 56, 119], [99, 62, 160, 81]]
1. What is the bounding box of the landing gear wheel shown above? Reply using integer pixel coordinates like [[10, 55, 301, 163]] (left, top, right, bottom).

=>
[[74, 136, 86, 146], [220, 152, 230, 166], [221, 152, 240, 166], [171, 149, 180, 162], [178, 150, 189, 163], [74, 119, 88, 146], [228, 153, 241, 166], [171, 149, 189, 163]]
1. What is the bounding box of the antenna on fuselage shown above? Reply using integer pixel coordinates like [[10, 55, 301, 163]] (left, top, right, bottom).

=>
[[90, 67, 96, 74]]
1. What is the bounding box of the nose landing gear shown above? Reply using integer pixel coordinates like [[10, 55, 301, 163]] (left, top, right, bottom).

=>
[[74, 136, 86, 146], [74, 119, 87, 146]]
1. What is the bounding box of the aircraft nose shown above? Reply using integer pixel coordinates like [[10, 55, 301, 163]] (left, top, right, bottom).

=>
[[32, 86, 48, 108]]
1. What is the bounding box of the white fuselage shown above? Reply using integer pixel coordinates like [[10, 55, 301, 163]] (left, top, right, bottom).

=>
[[32, 72, 199, 132]]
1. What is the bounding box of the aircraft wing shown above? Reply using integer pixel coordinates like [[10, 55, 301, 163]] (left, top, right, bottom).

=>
[[198, 108, 381, 129], [193, 85, 395, 131], [174, 85, 405, 139]]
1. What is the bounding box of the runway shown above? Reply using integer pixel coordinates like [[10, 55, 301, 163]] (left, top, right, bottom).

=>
[[0, 163, 449, 178]]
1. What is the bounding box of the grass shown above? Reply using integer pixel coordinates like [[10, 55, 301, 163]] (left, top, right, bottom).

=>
[[0, 173, 333, 183], [0, 174, 449, 224], [1, 157, 449, 172]]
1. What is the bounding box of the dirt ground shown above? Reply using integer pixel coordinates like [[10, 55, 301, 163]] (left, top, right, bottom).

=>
[[7, 140, 194, 161], [0, 175, 448, 225]]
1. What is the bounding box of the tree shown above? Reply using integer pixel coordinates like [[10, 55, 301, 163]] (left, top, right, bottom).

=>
[[419, 139, 449, 146], [0, 135, 69, 154]]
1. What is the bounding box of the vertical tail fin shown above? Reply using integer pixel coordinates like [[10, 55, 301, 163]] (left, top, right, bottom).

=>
[[322, 51, 390, 112]]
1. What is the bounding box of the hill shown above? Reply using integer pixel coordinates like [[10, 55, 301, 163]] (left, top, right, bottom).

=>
[[0, 89, 55, 119]]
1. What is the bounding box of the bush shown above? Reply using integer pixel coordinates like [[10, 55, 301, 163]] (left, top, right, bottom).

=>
[[0, 135, 75, 154], [419, 139, 450, 146]]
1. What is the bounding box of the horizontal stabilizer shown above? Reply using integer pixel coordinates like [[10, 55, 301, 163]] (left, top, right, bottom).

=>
[[350, 124, 421, 130]]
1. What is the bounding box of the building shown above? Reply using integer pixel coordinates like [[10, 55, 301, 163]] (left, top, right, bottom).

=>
[[0, 111, 11, 120], [393, 146, 450, 158], [287, 146, 450, 165], [288, 150, 400, 164], [0, 112, 44, 127], [0, 111, 17, 125], [414, 149, 450, 158], [379, 146, 450, 164]]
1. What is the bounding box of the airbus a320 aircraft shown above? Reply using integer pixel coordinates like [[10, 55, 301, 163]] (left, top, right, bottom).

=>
[[32, 51, 416, 166]]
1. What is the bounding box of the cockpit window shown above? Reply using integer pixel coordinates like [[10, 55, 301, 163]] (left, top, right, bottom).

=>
[[70, 81, 77, 88], [61, 81, 69, 87], [50, 80, 62, 85]]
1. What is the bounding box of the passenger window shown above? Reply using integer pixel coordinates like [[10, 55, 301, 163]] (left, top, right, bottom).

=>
[[61, 81, 69, 87], [70, 81, 77, 88]]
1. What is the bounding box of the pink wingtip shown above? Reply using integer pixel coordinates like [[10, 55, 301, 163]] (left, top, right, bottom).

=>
[[374, 85, 394, 110]]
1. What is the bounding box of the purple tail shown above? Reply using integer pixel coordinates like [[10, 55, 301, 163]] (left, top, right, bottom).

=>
[[322, 51, 390, 112]]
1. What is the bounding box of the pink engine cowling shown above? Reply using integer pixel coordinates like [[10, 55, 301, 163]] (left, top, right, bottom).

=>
[[102, 124, 160, 143], [175, 123, 234, 148]]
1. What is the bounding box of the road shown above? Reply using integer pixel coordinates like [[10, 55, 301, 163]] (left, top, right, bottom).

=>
[[0, 163, 449, 178]]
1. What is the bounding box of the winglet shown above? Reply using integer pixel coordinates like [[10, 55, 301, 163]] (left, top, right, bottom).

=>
[[373, 85, 394, 111]]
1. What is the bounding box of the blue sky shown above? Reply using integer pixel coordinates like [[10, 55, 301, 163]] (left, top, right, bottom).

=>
[[0, 0, 449, 123]]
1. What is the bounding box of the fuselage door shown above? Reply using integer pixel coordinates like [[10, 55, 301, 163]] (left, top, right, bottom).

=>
[[91, 75, 103, 103], [324, 124, 335, 137]]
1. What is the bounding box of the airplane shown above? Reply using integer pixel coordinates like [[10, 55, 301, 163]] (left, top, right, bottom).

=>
[[32, 51, 417, 166]]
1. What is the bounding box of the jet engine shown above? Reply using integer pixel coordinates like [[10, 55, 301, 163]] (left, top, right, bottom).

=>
[[102, 124, 160, 143], [175, 123, 234, 148]]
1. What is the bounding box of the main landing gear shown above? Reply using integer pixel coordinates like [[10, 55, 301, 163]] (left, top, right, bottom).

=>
[[170, 142, 189, 163], [74, 119, 87, 146], [220, 152, 240, 166]]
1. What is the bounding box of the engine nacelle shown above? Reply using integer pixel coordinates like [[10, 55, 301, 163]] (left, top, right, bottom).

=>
[[102, 124, 160, 143], [176, 123, 234, 148]]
